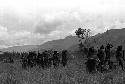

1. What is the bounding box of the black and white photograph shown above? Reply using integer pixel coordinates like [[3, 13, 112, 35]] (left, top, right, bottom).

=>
[[0, 0, 125, 84]]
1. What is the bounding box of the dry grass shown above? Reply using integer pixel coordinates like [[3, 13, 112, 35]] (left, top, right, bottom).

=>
[[0, 59, 125, 84]]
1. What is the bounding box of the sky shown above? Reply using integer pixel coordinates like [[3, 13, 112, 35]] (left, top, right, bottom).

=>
[[0, 0, 125, 48]]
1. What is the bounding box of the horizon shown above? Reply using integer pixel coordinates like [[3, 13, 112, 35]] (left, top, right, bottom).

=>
[[0, 0, 125, 48], [1, 27, 125, 49]]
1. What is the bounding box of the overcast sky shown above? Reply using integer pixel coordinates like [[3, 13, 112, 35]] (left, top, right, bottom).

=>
[[0, 0, 125, 48]]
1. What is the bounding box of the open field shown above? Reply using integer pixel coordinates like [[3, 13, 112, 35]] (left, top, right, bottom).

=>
[[0, 56, 125, 84]]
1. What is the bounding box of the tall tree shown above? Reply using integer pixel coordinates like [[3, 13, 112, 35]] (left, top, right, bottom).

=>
[[75, 28, 91, 50]]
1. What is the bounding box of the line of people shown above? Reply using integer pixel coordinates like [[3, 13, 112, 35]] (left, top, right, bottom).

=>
[[85, 43, 125, 74], [21, 50, 68, 69]]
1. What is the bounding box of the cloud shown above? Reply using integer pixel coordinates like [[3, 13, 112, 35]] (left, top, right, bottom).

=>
[[1, 8, 125, 48], [34, 11, 83, 35], [0, 10, 36, 32], [34, 10, 125, 42], [34, 19, 63, 34], [7, 31, 45, 46], [0, 25, 45, 48]]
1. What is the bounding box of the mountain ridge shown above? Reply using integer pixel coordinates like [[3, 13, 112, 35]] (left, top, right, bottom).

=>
[[1, 28, 125, 52]]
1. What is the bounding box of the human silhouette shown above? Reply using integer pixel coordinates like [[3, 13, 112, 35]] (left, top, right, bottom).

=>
[[104, 43, 113, 65], [53, 51, 60, 68], [61, 50, 68, 67], [116, 45, 124, 70], [97, 45, 105, 72], [86, 46, 97, 73]]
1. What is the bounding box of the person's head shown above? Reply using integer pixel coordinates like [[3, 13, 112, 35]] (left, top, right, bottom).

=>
[[100, 45, 104, 49], [117, 45, 122, 51], [54, 51, 57, 54]]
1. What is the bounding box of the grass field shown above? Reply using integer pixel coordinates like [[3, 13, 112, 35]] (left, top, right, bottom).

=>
[[0, 55, 125, 84]]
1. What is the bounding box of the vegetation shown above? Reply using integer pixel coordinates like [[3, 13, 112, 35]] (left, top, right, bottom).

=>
[[0, 28, 125, 84], [75, 28, 91, 51]]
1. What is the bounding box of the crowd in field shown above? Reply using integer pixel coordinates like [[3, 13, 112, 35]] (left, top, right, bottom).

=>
[[20, 50, 68, 69], [1, 43, 125, 74], [0, 50, 68, 69], [85, 43, 125, 74]]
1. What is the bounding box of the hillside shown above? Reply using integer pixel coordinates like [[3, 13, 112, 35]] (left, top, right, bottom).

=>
[[38, 35, 80, 51], [0, 35, 80, 52], [68, 28, 125, 51], [1, 28, 125, 52], [89, 28, 125, 49]]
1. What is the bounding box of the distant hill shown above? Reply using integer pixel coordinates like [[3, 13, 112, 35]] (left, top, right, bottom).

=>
[[88, 28, 125, 49], [1, 28, 125, 52], [0, 35, 80, 52], [39, 28, 125, 51], [68, 28, 125, 50], [38, 35, 80, 51], [0, 45, 38, 52]]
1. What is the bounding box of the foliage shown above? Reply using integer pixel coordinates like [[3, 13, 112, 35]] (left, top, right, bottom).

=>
[[75, 28, 91, 50]]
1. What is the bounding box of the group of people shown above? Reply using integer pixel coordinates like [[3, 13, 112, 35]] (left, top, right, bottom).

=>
[[21, 50, 68, 69], [1, 43, 125, 74], [85, 43, 125, 73]]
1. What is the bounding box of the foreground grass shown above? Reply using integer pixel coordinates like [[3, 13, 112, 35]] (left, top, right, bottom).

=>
[[0, 59, 125, 84]]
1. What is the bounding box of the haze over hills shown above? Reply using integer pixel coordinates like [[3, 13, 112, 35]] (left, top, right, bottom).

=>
[[38, 35, 80, 51], [0, 45, 38, 52], [0, 35, 80, 52], [39, 28, 125, 51], [1, 28, 125, 52]]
